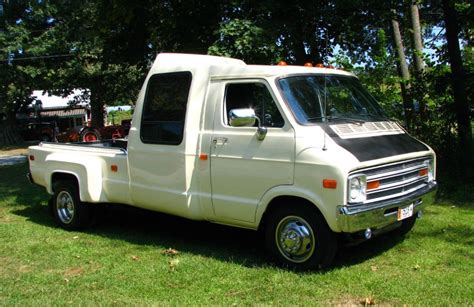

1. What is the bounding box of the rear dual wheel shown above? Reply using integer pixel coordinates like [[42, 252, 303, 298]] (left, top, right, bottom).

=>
[[52, 181, 92, 230], [265, 205, 337, 270]]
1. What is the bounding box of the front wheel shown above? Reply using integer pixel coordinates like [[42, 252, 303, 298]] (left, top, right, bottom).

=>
[[52, 181, 92, 230], [264, 205, 337, 270]]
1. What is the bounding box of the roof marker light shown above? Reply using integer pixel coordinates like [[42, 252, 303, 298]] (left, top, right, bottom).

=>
[[277, 61, 287, 66], [304, 62, 313, 67], [315, 63, 324, 68]]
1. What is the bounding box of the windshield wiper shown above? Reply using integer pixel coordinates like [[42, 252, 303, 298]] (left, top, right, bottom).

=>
[[306, 116, 326, 122], [306, 115, 366, 125]]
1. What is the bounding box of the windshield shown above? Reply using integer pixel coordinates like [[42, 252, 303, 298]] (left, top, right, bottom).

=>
[[278, 75, 386, 124]]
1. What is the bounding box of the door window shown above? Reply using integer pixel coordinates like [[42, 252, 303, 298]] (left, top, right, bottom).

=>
[[224, 83, 284, 128]]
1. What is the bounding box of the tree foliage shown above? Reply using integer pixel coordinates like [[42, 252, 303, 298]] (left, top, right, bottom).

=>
[[0, 0, 471, 175]]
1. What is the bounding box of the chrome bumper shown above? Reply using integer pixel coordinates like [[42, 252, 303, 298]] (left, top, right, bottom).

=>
[[337, 181, 437, 233]]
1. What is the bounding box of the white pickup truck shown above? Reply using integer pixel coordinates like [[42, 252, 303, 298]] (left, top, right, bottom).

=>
[[28, 53, 437, 269]]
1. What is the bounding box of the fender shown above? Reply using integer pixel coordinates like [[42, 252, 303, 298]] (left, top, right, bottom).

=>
[[44, 152, 107, 203], [255, 184, 341, 232]]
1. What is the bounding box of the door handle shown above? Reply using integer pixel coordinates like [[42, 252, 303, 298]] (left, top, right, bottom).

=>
[[213, 137, 228, 146]]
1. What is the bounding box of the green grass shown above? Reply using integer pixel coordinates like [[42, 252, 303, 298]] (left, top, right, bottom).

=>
[[1, 163, 473, 305]]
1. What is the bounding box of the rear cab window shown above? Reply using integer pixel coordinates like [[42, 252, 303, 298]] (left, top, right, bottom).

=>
[[141, 71, 192, 145]]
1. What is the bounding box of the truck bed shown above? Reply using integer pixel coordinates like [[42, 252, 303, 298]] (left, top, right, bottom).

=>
[[52, 138, 128, 151], [28, 138, 131, 205]]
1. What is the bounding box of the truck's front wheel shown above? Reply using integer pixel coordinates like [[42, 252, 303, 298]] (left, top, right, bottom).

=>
[[265, 205, 337, 270], [52, 181, 92, 230]]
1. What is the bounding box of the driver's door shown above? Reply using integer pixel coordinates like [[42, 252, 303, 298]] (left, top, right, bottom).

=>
[[210, 80, 295, 223]]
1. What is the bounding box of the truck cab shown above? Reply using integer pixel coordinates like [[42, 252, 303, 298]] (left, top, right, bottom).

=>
[[28, 53, 437, 269]]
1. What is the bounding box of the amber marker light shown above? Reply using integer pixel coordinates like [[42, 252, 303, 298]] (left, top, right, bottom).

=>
[[367, 181, 380, 190], [277, 61, 288, 66], [111, 165, 118, 172], [419, 168, 428, 176], [315, 63, 324, 68], [29, 155, 35, 161], [323, 179, 337, 189], [199, 154, 208, 161], [304, 62, 313, 67]]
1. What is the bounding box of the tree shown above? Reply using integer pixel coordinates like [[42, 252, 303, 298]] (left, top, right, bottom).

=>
[[391, 9, 413, 128], [208, 19, 280, 64], [442, 0, 473, 168], [410, 1, 425, 75]]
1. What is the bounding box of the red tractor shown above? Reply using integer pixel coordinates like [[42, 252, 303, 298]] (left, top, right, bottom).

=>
[[79, 119, 131, 142]]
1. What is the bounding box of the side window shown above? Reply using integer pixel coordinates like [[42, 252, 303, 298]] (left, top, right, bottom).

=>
[[141, 72, 192, 145], [224, 83, 284, 128]]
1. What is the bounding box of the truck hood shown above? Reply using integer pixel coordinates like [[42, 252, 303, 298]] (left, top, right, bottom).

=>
[[325, 121, 429, 162]]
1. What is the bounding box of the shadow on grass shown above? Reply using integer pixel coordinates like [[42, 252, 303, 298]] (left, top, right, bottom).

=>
[[435, 176, 474, 210], [12, 201, 411, 272], [4, 163, 419, 272], [0, 163, 49, 208]]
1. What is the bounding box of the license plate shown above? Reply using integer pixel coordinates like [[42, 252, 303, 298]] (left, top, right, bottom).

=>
[[397, 204, 414, 221]]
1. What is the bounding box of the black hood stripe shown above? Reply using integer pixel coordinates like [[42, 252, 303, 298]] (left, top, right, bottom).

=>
[[328, 132, 429, 162]]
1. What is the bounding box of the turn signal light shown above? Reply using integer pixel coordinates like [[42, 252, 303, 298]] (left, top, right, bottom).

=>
[[323, 179, 337, 189], [111, 165, 118, 172], [29, 155, 35, 161], [419, 168, 428, 176], [367, 181, 380, 190]]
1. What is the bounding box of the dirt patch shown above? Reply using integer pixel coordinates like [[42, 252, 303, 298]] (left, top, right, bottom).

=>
[[64, 267, 84, 277]]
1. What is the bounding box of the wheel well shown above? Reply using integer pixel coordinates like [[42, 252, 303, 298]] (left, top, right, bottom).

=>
[[258, 196, 322, 231], [51, 173, 78, 192]]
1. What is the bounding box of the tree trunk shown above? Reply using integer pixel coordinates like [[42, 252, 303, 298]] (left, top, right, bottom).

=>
[[391, 13, 412, 129], [442, 0, 473, 170], [410, 1, 426, 119], [410, 2, 424, 74], [90, 90, 105, 128]]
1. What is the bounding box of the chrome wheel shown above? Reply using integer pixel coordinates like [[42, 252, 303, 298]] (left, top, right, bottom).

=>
[[275, 216, 315, 263], [56, 190, 75, 224]]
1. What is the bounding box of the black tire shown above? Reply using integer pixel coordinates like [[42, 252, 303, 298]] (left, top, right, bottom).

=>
[[41, 134, 51, 142], [264, 205, 337, 270], [52, 181, 92, 230], [393, 215, 417, 236], [80, 128, 101, 142]]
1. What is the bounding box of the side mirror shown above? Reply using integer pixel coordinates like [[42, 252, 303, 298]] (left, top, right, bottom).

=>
[[229, 108, 256, 127], [228, 108, 267, 141]]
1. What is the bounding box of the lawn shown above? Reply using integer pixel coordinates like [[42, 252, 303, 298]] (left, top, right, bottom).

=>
[[1, 162, 473, 305]]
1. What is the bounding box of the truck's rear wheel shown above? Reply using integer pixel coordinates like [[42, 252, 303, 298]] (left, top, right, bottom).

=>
[[52, 181, 92, 230], [265, 205, 337, 270]]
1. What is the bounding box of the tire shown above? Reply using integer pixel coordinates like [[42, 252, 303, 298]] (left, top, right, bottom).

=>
[[393, 215, 417, 236], [52, 181, 92, 230], [80, 128, 101, 142], [41, 134, 51, 142], [264, 205, 337, 270]]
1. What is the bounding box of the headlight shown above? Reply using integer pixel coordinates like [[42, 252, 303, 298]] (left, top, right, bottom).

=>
[[425, 159, 435, 182], [348, 174, 367, 203]]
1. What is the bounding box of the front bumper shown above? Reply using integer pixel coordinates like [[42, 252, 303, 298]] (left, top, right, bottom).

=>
[[337, 181, 437, 233]]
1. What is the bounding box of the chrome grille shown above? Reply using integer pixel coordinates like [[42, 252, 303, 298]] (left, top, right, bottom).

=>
[[352, 157, 432, 205]]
